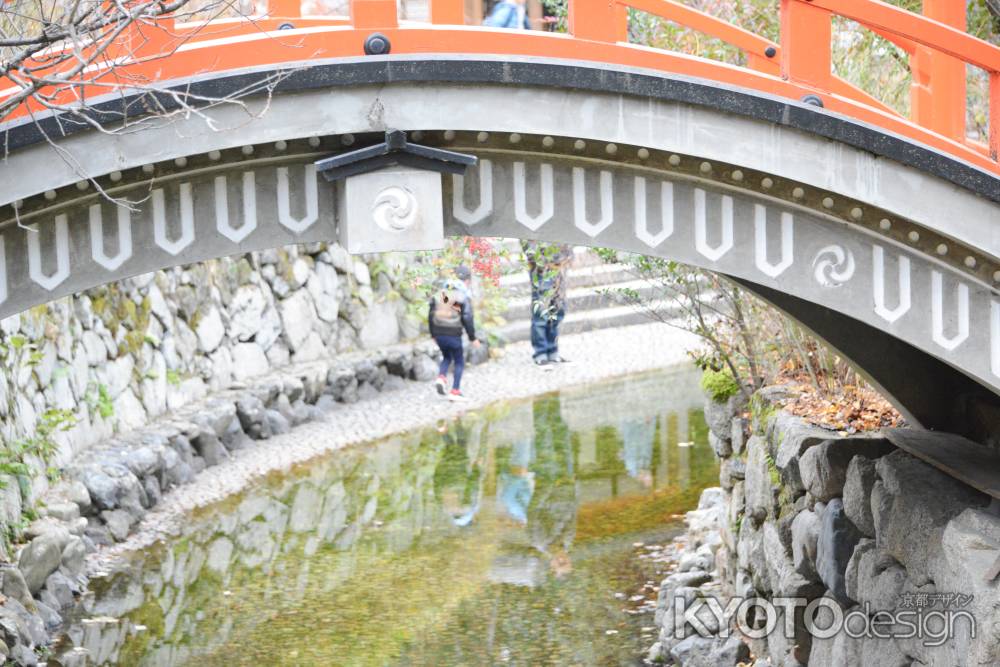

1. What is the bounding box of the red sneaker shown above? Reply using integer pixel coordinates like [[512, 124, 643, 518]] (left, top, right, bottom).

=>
[[435, 375, 447, 395]]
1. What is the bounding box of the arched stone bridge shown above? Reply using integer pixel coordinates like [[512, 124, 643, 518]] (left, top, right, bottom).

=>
[[1, 0, 999, 442]]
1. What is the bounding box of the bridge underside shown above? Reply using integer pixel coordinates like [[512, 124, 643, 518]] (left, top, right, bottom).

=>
[[736, 280, 1000, 445], [1, 60, 998, 442]]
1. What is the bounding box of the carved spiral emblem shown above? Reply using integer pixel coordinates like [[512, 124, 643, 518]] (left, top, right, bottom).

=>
[[812, 245, 856, 287], [372, 186, 418, 232]]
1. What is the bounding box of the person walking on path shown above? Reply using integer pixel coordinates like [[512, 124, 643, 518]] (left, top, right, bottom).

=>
[[429, 276, 480, 401], [521, 241, 573, 367], [484, 0, 530, 29]]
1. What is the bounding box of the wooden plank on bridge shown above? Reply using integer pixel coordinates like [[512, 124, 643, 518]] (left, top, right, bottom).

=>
[[883, 428, 1000, 500]]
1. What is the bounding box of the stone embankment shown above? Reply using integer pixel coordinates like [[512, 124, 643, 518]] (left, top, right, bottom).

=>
[[0, 341, 443, 664], [646, 487, 750, 666], [0, 235, 496, 664], [0, 242, 421, 479], [648, 386, 1000, 666]]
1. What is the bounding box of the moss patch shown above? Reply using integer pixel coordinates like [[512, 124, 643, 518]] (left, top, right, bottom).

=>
[[700, 368, 740, 402]]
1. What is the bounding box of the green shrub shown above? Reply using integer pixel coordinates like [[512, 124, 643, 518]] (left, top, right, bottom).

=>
[[700, 368, 740, 403], [94, 384, 115, 419]]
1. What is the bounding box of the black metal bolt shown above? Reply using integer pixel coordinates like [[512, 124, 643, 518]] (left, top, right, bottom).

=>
[[764, 46, 777, 58], [386, 129, 407, 149], [801, 94, 824, 108], [278, 22, 295, 30], [364, 33, 391, 56]]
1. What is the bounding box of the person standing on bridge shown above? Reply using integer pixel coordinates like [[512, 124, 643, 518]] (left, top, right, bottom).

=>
[[522, 241, 573, 367], [429, 274, 481, 402], [483, 0, 530, 29]]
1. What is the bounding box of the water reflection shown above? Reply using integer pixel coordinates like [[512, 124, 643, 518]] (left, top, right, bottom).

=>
[[492, 395, 577, 586], [53, 367, 717, 667]]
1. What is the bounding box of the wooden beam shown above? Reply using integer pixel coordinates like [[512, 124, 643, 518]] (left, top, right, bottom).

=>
[[431, 0, 465, 24], [350, 0, 398, 29], [883, 428, 1000, 500], [527, 0, 544, 31], [910, 0, 967, 143], [568, 0, 627, 42], [781, 0, 832, 91], [465, 0, 483, 24]]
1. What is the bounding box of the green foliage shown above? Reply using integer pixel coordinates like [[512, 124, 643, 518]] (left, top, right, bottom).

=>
[[0, 334, 38, 367], [93, 384, 115, 419], [749, 392, 777, 436], [764, 451, 781, 488], [0, 409, 76, 485], [595, 246, 763, 394], [700, 368, 740, 403], [1, 330, 63, 491], [166, 369, 182, 387], [369, 259, 391, 283]]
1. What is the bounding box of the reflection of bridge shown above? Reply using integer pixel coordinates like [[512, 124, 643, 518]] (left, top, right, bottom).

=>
[[1, 1, 1000, 440]]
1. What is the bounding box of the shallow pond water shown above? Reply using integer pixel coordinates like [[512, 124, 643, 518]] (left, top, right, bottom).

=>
[[53, 366, 718, 666]]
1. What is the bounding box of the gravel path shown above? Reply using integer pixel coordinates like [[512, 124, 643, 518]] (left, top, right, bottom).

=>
[[94, 322, 699, 566]]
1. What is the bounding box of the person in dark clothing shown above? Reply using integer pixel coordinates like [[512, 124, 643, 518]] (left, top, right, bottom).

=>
[[428, 278, 480, 401], [521, 241, 574, 366]]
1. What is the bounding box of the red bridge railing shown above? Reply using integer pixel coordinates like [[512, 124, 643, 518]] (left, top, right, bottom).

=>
[[2, 0, 999, 176]]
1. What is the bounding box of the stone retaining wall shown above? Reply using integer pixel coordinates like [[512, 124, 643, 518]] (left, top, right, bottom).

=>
[[0, 240, 458, 664], [650, 386, 1000, 666], [0, 242, 423, 544], [0, 339, 447, 664]]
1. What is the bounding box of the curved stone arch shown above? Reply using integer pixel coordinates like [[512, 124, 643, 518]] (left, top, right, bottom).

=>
[[2, 59, 997, 238], [0, 61, 998, 438], [444, 152, 999, 428]]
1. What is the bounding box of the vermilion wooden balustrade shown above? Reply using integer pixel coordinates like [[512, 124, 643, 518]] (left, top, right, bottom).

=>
[[2, 0, 999, 174]]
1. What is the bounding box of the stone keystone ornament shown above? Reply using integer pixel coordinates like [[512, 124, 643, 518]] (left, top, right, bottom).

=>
[[315, 130, 476, 254]]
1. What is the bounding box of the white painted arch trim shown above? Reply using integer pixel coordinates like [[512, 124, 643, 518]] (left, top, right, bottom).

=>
[[277, 164, 320, 233], [694, 188, 733, 262], [452, 159, 493, 225], [27, 215, 71, 291], [634, 177, 674, 248], [931, 270, 970, 351], [754, 206, 794, 278], [513, 161, 554, 232], [152, 184, 196, 256], [572, 168, 614, 238], [89, 203, 133, 271]]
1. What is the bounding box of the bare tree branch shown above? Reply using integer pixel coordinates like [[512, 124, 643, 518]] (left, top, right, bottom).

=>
[[0, 0, 318, 204]]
